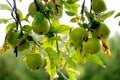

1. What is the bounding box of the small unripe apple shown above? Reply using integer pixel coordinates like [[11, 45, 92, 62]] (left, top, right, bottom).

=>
[[18, 39, 30, 52], [70, 27, 87, 42], [92, 22, 110, 39], [83, 38, 101, 55], [24, 53, 42, 70], [6, 30, 20, 46], [92, 0, 107, 13], [32, 18, 50, 35]]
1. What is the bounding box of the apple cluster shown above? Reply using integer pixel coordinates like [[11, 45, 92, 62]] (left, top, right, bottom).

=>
[[70, 21, 110, 56], [28, 0, 63, 35]]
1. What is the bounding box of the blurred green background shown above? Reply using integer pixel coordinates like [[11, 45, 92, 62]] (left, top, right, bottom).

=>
[[0, 32, 120, 80]]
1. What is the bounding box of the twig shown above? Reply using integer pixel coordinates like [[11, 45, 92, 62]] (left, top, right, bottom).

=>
[[55, 34, 60, 53], [6, 0, 12, 8], [6, 0, 23, 57], [34, 0, 40, 11], [58, 71, 69, 80], [80, 0, 85, 16], [80, 0, 85, 23], [90, 0, 92, 14]]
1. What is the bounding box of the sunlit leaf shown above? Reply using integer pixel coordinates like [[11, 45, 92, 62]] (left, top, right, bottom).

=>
[[57, 52, 65, 68], [55, 25, 71, 34], [86, 54, 104, 67], [45, 47, 58, 79], [52, 19, 71, 34], [0, 4, 12, 11], [66, 59, 77, 68], [72, 49, 87, 64], [63, 2, 80, 13], [49, 36, 62, 41], [67, 68, 80, 75], [46, 57, 58, 79], [0, 18, 11, 24], [66, 69, 77, 80], [101, 10, 115, 20], [45, 47, 58, 68], [52, 19, 60, 28]]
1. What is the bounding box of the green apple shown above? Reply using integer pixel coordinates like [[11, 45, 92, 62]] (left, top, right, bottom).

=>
[[70, 27, 87, 42], [18, 39, 30, 52], [92, 0, 107, 13], [92, 22, 110, 39], [24, 53, 43, 70], [32, 18, 50, 35], [83, 38, 101, 55], [6, 30, 20, 46]]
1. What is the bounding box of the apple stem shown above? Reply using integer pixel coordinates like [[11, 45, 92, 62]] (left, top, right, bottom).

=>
[[80, 0, 85, 23]]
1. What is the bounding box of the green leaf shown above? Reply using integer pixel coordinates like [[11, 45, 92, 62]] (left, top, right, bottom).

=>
[[85, 10, 94, 19], [67, 68, 80, 75], [46, 57, 57, 79], [66, 59, 77, 68], [63, 2, 80, 13], [0, 4, 12, 11], [52, 19, 70, 34], [114, 12, 120, 18], [52, 19, 60, 28], [86, 54, 104, 67], [65, 11, 75, 16], [21, 25, 32, 33], [45, 47, 58, 79], [45, 47, 58, 68], [0, 18, 11, 24], [67, 0, 79, 4], [118, 21, 120, 26], [66, 68, 77, 80], [6, 22, 16, 33], [49, 36, 62, 41], [55, 25, 71, 34], [101, 10, 115, 20]]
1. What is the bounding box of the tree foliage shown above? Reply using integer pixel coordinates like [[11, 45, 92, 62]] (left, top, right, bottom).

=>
[[0, 0, 118, 79]]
